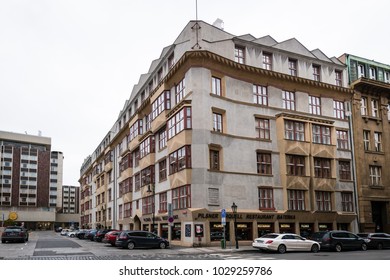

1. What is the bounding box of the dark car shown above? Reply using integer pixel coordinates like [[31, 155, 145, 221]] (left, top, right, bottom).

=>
[[309, 230, 367, 252], [115, 230, 169, 250], [102, 230, 121, 246], [94, 229, 117, 242], [1, 226, 29, 243], [84, 229, 98, 241], [76, 229, 89, 239], [357, 232, 390, 250]]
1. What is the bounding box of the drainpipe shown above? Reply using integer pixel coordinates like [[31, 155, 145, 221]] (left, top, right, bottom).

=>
[[346, 102, 360, 232]]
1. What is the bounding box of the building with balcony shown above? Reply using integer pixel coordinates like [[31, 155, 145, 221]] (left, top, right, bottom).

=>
[[339, 54, 390, 233], [79, 20, 357, 246], [0, 130, 57, 230]]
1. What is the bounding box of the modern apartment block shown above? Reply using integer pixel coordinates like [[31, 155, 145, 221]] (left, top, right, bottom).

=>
[[0, 131, 56, 229], [79, 20, 357, 246], [339, 54, 390, 233]]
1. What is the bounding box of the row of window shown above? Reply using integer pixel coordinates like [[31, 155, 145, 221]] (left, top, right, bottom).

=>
[[234, 45, 343, 85]]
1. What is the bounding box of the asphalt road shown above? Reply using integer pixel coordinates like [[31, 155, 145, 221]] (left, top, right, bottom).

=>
[[1, 230, 390, 260]]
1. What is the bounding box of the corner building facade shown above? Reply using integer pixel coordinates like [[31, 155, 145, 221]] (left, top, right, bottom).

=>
[[80, 21, 357, 246]]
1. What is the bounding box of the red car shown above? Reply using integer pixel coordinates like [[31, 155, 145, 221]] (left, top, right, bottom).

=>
[[102, 230, 121, 246]]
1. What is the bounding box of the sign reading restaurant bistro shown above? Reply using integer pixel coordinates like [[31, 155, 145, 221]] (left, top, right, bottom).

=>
[[196, 213, 296, 220]]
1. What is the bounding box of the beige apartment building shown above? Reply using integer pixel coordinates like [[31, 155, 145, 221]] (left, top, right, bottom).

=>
[[79, 20, 357, 246]]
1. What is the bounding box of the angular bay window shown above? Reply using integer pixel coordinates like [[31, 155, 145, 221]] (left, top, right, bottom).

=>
[[152, 90, 171, 120], [314, 158, 331, 178], [140, 136, 155, 158], [285, 120, 305, 141], [312, 124, 331, 145], [172, 185, 191, 210], [169, 145, 191, 175], [288, 190, 305, 210], [286, 155, 305, 176], [167, 107, 192, 139]]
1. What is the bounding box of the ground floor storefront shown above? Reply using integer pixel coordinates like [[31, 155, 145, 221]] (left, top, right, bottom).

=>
[[134, 208, 358, 247]]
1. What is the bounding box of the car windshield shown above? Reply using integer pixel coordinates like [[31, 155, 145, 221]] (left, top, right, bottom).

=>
[[357, 233, 368, 238]]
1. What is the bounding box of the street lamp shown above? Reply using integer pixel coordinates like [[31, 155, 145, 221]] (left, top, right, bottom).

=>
[[231, 202, 239, 249], [147, 184, 155, 233]]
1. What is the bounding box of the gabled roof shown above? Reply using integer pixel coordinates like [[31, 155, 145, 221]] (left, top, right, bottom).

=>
[[273, 38, 316, 58], [311, 49, 333, 63], [253, 35, 278, 46], [235, 34, 257, 41]]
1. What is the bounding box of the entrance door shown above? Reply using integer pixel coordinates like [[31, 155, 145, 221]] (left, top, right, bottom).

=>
[[372, 201, 387, 232]]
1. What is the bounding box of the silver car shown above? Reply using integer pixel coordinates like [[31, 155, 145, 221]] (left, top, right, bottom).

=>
[[252, 233, 320, 253]]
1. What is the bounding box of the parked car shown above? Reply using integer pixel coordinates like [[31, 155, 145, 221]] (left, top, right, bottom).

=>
[[309, 230, 367, 252], [60, 229, 71, 236], [252, 233, 320, 254], [357, 232, 390, 250], [1, 226, 29, 243], [84, 229, 98, 241], [115, 230, 169, 249], [66, 230, 78, 238], [94, 229, 117, 242], [102, 230, 121, 246], [76, 229, 89, 239]]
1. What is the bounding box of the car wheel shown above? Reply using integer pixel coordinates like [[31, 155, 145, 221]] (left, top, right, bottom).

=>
[[127, 242, 135, 250], [277, 244, 286, 254], [377, 243, 383, 250], [361, 243, 367, 251], [1, 240, 5, 244], [159, 242, 167, 249], [335, 243, 342, 252], [311, 244, 319, 253]]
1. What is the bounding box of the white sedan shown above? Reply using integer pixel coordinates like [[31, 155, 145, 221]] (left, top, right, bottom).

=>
[[252, 233, 320, 253]]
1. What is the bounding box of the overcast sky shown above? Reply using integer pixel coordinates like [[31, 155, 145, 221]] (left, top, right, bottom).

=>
[[1, 0, 389, 186]]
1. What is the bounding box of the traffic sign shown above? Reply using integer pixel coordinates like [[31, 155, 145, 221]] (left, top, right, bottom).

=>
[[221, 208, 226, 218], [221, 209, 226, 225]]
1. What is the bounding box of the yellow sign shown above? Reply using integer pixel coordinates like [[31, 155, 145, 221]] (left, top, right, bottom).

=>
[[9, 212, 18, 220]]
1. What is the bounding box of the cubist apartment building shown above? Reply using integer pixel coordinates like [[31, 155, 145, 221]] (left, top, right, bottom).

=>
[[79, 20, 357, 246]]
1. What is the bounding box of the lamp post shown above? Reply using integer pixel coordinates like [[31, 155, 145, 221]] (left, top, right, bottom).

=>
[[231, 202, 239, 249], [147, 184, 155, 233]]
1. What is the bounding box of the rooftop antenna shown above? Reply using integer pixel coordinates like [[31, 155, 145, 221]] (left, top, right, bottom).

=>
[[191, 0, 201, 50]]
